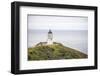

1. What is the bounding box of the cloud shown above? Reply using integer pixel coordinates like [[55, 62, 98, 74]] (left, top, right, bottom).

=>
[[28, 15, 88, 30]]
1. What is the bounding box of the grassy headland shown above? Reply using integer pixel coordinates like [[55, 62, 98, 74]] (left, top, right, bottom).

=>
[[28, 42, 87, 60]]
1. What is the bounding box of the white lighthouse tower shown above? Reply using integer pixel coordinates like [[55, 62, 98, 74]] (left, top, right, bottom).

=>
[[47, 29, 53, 45]]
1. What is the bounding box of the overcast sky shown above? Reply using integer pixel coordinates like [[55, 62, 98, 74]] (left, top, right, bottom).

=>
[[28, 15, 88, 30]]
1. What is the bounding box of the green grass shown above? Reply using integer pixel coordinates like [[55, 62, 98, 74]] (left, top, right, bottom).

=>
[[28, 43, 87, 60]]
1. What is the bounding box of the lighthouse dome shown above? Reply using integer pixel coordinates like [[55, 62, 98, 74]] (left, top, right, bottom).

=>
[[48, 29, 52, 33]]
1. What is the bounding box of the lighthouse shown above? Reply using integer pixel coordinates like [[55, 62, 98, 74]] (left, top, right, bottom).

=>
[[47, 29, 53, 45]]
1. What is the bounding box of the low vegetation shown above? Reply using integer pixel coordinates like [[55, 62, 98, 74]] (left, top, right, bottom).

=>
[[28, 42, 87, 60]]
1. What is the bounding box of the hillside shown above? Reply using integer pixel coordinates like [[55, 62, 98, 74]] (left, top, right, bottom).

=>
[[28, 42, 87, 60]]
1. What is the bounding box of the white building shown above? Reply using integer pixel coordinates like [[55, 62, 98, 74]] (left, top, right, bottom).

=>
[[47, 29, 53, 45]]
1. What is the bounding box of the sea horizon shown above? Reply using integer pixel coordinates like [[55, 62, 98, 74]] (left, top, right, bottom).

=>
[[28, 29, 88, 54]]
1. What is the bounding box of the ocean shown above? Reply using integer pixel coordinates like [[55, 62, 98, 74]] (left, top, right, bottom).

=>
[[28, 30, 88, 54]]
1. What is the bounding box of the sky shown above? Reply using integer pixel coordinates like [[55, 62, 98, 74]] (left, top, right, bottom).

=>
[[28, 14, 88, 30]]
